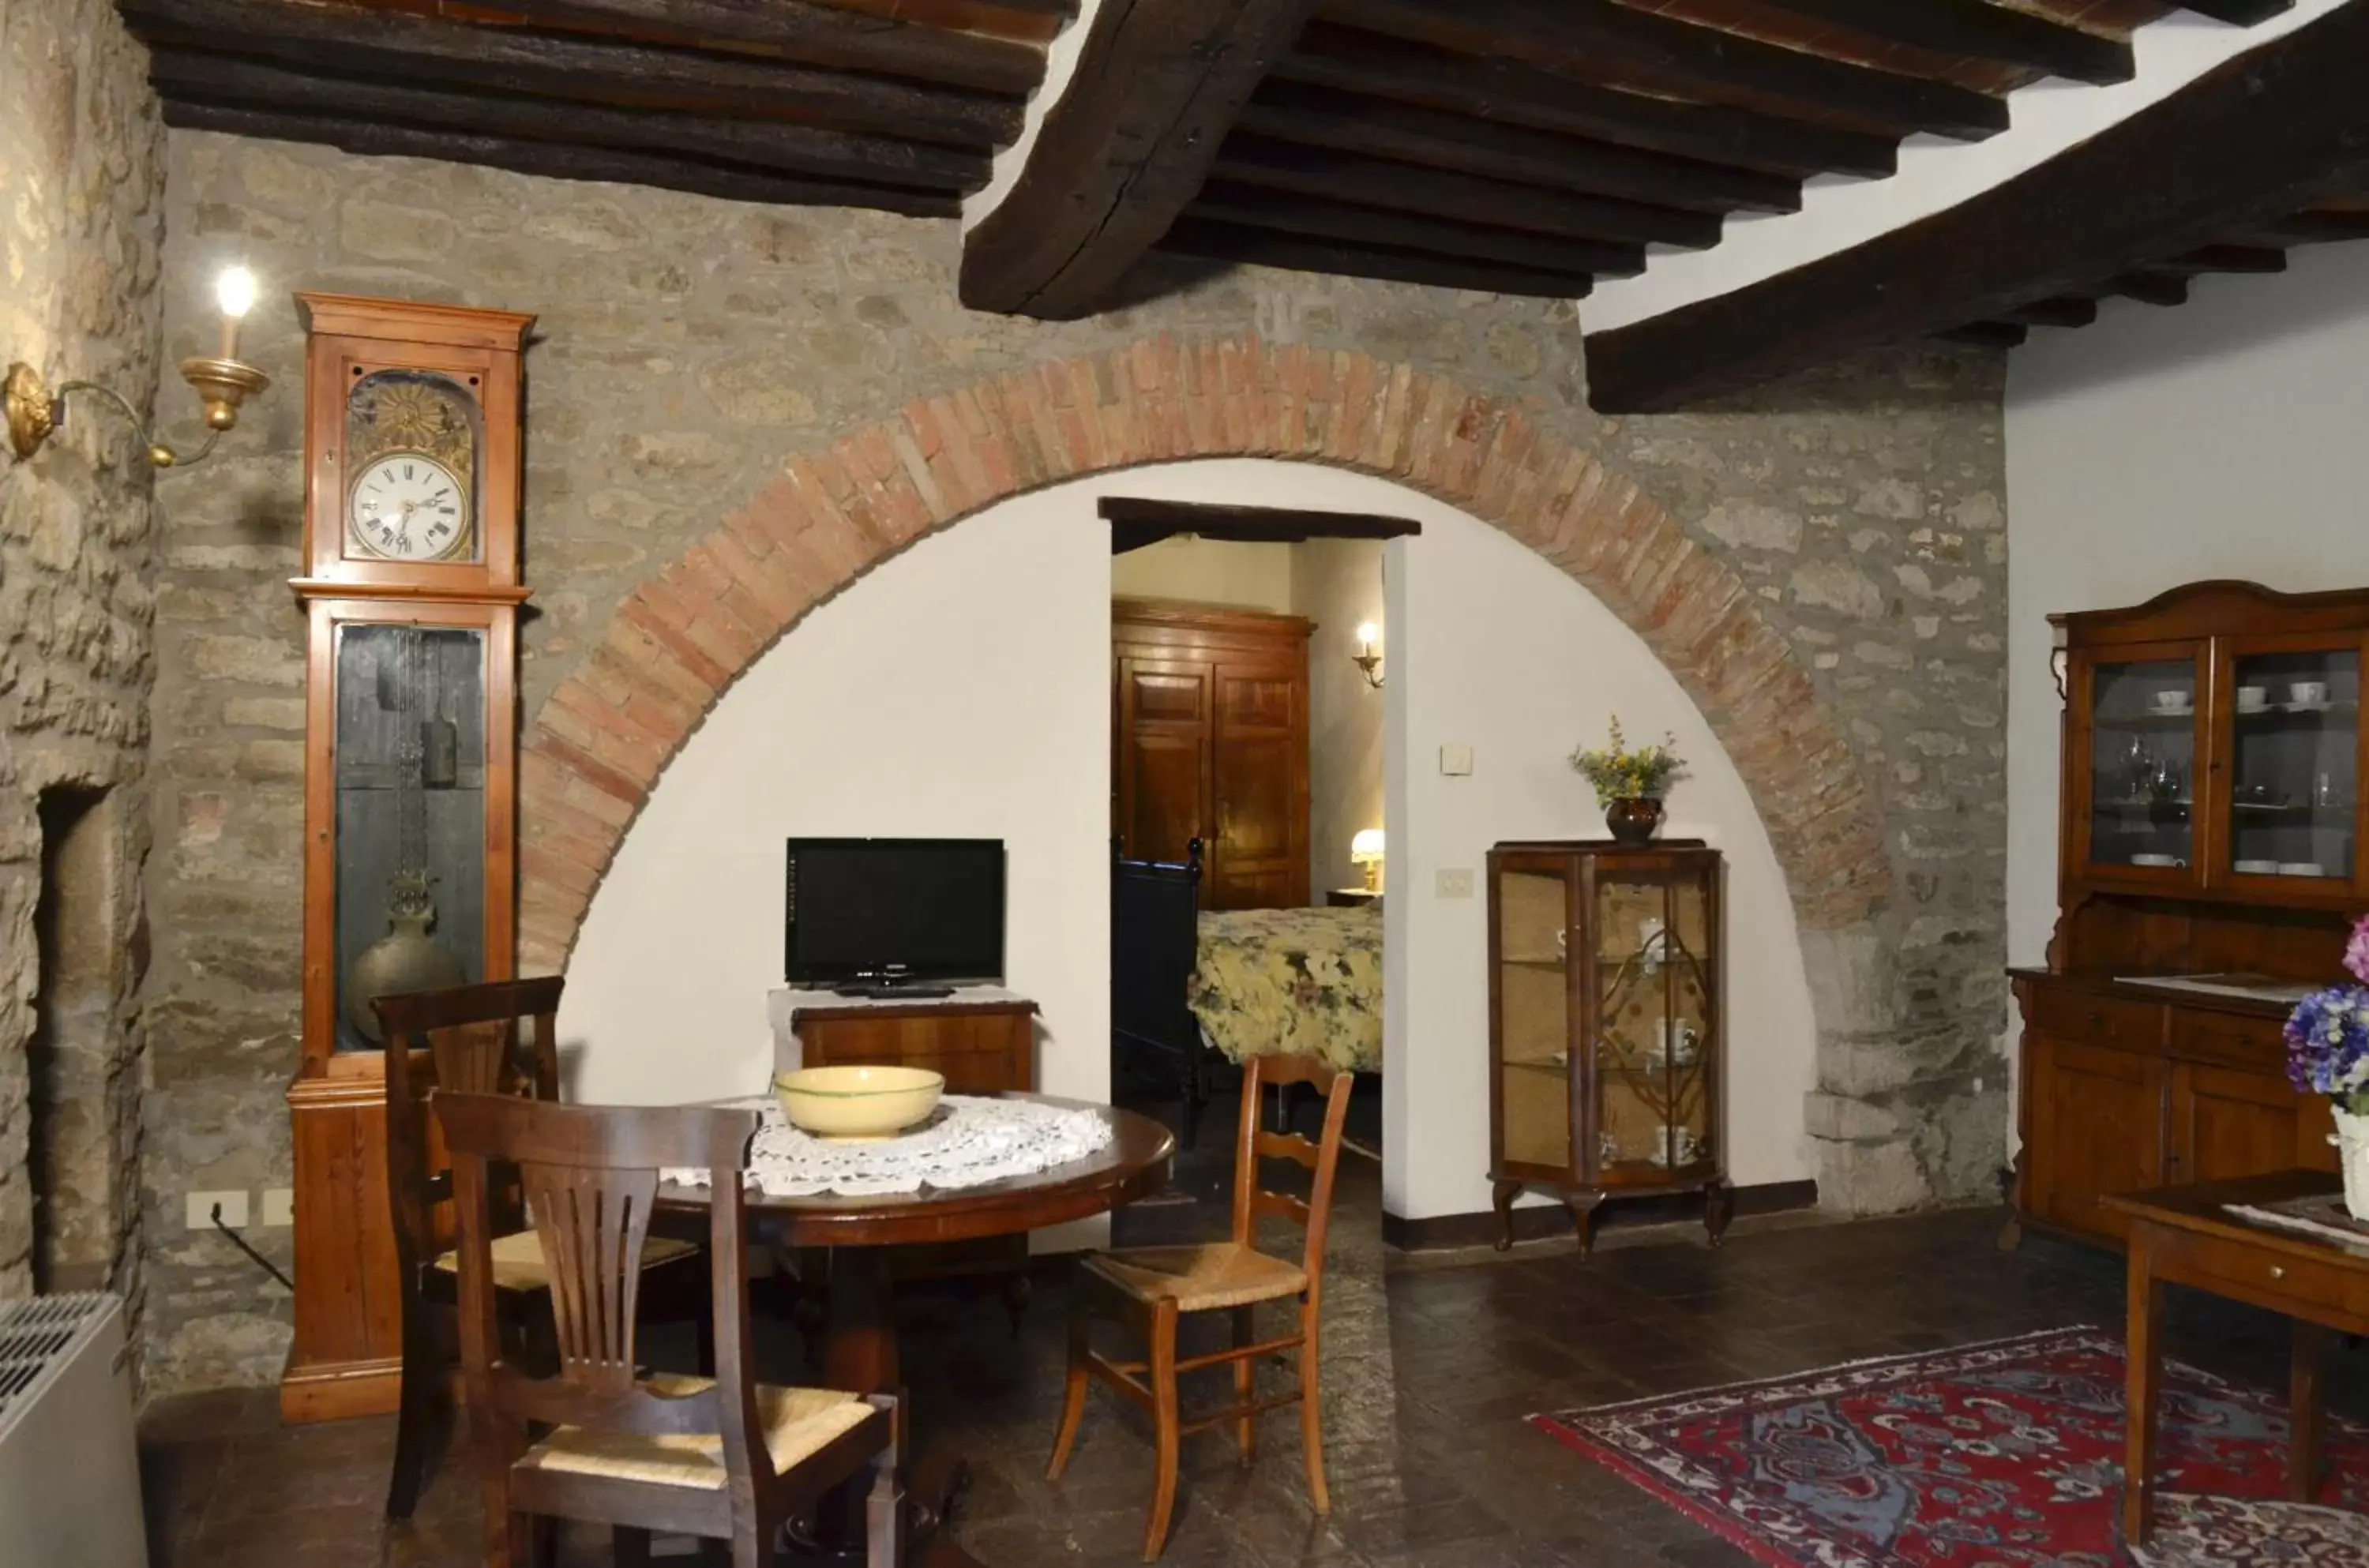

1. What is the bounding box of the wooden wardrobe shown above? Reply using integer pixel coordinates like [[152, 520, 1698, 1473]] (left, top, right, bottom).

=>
[[1112, 598, 1310, 910]]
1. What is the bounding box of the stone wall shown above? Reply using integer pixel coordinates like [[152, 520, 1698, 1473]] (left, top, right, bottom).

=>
[[0, 0, 167, 1304], [148, 129, 2007, 1390]]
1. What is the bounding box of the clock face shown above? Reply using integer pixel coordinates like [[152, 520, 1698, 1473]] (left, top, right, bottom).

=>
[[348, 452, 471, 562]]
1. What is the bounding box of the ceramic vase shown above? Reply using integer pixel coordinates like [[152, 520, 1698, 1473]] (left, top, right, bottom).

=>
[[1605, 797, 1664, 847], [2334, 1105, 2369, 1222]]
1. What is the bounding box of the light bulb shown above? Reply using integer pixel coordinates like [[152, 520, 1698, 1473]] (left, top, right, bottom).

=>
[[1355, 621, 1379, 654], [215, 265, 257, 320]]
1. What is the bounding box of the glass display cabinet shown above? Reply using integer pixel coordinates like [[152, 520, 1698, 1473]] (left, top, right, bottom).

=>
[[2063, 592, 2367, 902], [1488, 839, 1729, 1257]]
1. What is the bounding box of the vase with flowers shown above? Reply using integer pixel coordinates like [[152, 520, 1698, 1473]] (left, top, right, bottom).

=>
[[2285, 912, 2369, 1219], [1570, 718, 1687, 847]]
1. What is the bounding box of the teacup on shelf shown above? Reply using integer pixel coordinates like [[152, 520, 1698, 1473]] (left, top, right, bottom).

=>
[[2236, 685, 2269, 711], [2292, 681, 2330, 707]]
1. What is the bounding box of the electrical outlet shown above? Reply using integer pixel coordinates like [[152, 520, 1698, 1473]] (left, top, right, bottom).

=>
[[261, 1187, 295, 1228], [1436, 868, 1475, 898], [188, 1190, 249, 1231], [1439, 744, 1474, 775]]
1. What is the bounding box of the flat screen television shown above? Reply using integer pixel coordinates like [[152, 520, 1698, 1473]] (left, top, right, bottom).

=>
[[784, 837, 1005, 992]]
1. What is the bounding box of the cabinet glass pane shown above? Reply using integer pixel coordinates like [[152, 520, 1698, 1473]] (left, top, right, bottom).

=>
[[2229, 648, 2358, 883], [2089, 658, 2195, 870], [1497, 868, 1570, 1170], [332, 624, 487, 1052], [1593, 876, 1709, 1174]]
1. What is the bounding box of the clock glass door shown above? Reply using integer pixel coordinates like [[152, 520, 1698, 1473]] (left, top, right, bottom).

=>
[[332, 623, 488, 1051], [344, 369, 482, 565]]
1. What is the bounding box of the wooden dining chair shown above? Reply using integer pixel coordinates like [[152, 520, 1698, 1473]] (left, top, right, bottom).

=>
[[436, 1091, 903, 1568], [376, 977, 706, 1519], [1048, 1052, 1354, 1560]]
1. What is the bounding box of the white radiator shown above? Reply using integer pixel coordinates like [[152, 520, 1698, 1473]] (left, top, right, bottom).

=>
[[0, 1293, 149, 1568]]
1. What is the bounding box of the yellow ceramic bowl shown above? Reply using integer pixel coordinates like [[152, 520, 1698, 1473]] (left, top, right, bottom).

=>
[[773, 1065, 945, 1139]]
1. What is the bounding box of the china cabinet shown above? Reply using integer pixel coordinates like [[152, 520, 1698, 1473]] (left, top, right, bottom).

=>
[[1487, 839, 1729, 1256], [2011, 580, 2365, 1251]]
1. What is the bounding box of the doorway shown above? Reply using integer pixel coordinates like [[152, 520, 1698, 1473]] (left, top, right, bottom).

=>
[[1104, 497, 1410, 1203]]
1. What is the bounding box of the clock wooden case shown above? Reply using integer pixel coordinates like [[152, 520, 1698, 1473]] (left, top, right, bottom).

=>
[[282, 295, 534, 1423]]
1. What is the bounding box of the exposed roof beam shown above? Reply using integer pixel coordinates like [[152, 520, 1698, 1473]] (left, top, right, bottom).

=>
[[959, 0, 1320, 317], [1238, 82, 1802, 216], [2258, 207, 2369, 243], [119, 0, 1019, 147], [1938, 322, 2027, 347], [147, 48, 989, 193], [2176, 0, 2294, 21], [1211, 137, 1722, 249], [2108, 271, 2191, 306], [396, 0, 1046, 95], [1101, 495, 1421, 553], [163, 101, 958, 216], [1750, 0, 2133, 86], [1320, 0, 2009, 141], [1188, 180, 1644, 276], [1582, 1, 2369, 412], [1156, 217, 1594, 298], [1999, 296, 2098, 328], [1271, 21, 1898, 178]]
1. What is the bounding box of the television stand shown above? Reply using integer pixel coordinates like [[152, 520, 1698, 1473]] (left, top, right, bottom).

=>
[[829, 981, 955, 1000]]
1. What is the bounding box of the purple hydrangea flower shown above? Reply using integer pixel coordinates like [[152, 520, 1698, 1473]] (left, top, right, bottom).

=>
[[2288, 982, 2369, 1104], [2346, 913, 2369, 986]]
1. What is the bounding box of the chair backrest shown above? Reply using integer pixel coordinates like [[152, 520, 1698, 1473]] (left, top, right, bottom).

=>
[[377, 977, 565, 1280], [1231, 1053, 1354, 1307], [1112, 840, 1203, 1052], [436, 1093, 767, 1483]]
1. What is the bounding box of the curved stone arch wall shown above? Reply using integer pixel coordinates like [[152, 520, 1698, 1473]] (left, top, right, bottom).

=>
[[514, 333, 1916, 1204], [518, 333, 1889, 970]]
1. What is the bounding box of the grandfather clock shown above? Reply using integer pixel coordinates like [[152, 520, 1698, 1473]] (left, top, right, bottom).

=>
[[281, 295, 534, 1423]]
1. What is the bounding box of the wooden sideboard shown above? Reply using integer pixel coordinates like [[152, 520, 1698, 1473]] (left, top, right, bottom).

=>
[[2011, 580, 2363, 1250]]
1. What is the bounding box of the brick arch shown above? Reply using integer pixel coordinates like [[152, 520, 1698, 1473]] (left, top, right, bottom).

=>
[[516, 335, 1890, 976]]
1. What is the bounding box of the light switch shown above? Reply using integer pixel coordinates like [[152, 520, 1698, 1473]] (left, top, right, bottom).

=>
[[1436, 868, 1474, 898], [1440, 744, 1474, 775]]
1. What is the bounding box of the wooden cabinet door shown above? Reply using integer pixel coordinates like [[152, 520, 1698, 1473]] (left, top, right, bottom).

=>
[[1208, 660, 1308, 910], [2169, 1062, 2338, 1185], [1113, 656, 1211, 864], [2024, 1034, 2168, 1241]]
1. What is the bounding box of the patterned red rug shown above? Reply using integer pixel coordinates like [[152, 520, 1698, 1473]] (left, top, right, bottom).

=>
[[1530, 1326, 2369, 1566]]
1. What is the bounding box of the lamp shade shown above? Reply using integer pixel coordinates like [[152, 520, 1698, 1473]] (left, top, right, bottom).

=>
[[1350, 828, 1385, 863]]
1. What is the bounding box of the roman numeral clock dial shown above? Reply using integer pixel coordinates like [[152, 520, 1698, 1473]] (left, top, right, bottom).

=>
[[348, 452, 469, 561]]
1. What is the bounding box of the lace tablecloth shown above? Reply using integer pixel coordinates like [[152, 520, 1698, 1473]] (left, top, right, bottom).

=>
[[663, 1094, 1114, 1199]]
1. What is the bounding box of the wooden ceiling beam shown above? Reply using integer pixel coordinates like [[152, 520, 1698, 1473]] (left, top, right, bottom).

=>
[[1239, 82, 1802, 215], [2258, 208, 2369, 244], [957, 0, 1320, 318], [2110, 272, 2191, 306], [1211, 136, 1724, 250], [1155, 217, 1594, 298], [1274, 21, 1898, 178], [1937, 322, 2027, 347], [2153, 244, 2291, 274], [147, 48, 989, 193], [1188, 179, 1646, 276], [118, 0, 1019, 148], [1999, 296, 2098, 328], [1320, 0, 2009, 141], [162, 101, 958, 216], [2175, 0, 2292, 22], [377, 0, 1046, 95], [1751, 0, 2133, 86], [1582, 2, 2369, 412]]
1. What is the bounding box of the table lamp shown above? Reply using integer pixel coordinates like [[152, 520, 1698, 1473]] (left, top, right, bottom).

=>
[[1350, 828, 1385, 892]]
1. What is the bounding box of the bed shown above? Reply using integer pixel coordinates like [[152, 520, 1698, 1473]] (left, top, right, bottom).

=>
[[1187, 905, 1383, 1075]]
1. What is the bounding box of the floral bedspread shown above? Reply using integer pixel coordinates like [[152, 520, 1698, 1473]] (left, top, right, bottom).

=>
[[1188, 906, 1383, 1073]]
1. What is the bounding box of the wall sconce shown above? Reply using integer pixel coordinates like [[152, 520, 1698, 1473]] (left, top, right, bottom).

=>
[[5, 264, 270, 469], [1352, 621, 1384, 689], [1350, 828, 1385, 892]]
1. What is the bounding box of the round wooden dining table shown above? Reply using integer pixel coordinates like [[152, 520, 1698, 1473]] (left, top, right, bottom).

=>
[[659, 1095, 1176, 1566]]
